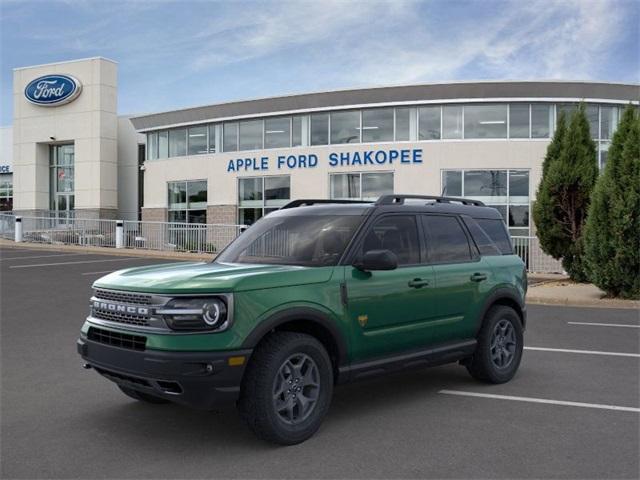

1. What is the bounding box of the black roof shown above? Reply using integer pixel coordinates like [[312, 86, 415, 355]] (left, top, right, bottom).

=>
[[275, 196, 503, 220]]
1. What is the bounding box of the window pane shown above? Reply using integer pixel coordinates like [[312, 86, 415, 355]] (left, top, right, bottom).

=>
[[56, 167, 74, 192], [223, 122, 238, 152], [292, 116, 303, 146], [462, 217, 501, 256], [264, 176, 290, 206], [463, 170, 507, 202], [239, 120, 263, 150], [187, 126, 207, 155], [443, 170, 462, 196], [169, 128, 187, 157], [509, 170, 529, 200], [330, 110, 360, 144], [423, 215, 471, 263], [586, 105, 599, 139], [239, 177, 262, 206], [476, 218, 512, 254], [600, 106, 619, 140], [488, 205, 508, 222], [508, 205, 529, 227], [168, 210, 186, 223], [168, 182, 187, 209], [442, 106, 463, 139], [531, 104, 552, 138], [362, 172, 393, 200], [265, 117, 291, 149], [362, 108, 393, 142], [599, 142, 610, 170], [330, 173, 360, 199], [187, 210, 207, 224], [158, 131, 168, 159], [419, 106, 441, 140], [464, 104, 507, 139], [187, 180, 207, 209], [238, 208, 262, 226], [363, 216, 420, 265], [147, 132, 158, 160], [208, 125, 216, 153], [509, 104, 529, 138], [310, 113, 329, 145], [395, 107, 411, 141], [557, 103, 577, 120]]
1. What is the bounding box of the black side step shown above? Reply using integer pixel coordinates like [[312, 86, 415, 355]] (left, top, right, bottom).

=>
[[337, 339, 477, 384]]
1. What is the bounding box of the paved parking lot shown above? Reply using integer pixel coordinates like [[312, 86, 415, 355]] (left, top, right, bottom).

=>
[[1, 245, 638, 479]]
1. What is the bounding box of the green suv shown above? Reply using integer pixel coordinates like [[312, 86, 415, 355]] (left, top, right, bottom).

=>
[[77, 195, 526, 444]]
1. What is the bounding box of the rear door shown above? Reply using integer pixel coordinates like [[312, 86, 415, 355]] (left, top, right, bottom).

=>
[[345, 214, 437, 360], [421, 214, 493, 341]]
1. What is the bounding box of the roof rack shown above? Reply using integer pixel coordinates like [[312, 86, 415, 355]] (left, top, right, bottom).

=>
[[280, 199, 372, 209], [375, 194, 485, 207]]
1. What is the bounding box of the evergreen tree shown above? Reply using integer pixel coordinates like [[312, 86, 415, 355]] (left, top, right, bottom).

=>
[[533, 104, 598, 281], [584, 106, 640, 298]]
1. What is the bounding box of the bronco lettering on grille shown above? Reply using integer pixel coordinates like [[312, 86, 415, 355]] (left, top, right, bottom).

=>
[[92, 300, 149, 316]]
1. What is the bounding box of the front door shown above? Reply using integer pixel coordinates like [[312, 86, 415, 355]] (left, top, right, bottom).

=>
[[345, 214, 437, 361]]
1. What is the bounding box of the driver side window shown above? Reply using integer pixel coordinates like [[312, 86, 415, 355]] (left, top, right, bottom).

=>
[[360, 215, 420, 265]]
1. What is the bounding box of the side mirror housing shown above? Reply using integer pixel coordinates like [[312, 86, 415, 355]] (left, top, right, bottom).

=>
[[353, 249, 398, 271]]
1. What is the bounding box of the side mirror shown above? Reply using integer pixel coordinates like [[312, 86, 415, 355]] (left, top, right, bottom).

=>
[[353, 249, 398, 271]]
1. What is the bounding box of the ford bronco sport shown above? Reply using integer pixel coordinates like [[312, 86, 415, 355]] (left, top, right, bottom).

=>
[[77, 194, 526, 444]]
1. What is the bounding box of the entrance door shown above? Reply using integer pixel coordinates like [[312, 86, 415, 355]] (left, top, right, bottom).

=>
[[345, 214, 437, 361], [50, 144, 75, 223]]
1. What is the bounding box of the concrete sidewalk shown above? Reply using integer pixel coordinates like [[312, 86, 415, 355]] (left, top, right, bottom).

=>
[[527, 280, 640, 310]]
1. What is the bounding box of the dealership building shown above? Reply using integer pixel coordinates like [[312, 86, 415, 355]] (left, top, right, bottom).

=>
[[5, 57, 638, 236]]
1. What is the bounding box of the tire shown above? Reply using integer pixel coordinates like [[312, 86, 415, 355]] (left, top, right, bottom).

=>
[[238, 331, 334, 445], [466, 305, 523, 384], [118, 385, 170, 404]]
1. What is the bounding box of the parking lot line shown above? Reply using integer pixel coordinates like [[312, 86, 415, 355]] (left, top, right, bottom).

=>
[[1, 253, 88, 261], [524, 346, 640, 358], [568, 321, 640, 329], [9, 258, 137, 269], [438, 390, 640, 413], [81, 270, 120, 275]]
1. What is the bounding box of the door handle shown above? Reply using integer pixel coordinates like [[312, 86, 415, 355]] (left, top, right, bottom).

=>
[[470, 273, 488, 282], [408, 278, 430, 288]]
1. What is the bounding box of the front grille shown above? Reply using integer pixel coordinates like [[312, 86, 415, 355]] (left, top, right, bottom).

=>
[[94, 289, 152, 305], [92, 310, 150, 326], [88, 327, 146, 351]]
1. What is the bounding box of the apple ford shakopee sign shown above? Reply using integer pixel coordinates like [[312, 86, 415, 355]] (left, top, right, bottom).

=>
[[24, 74, 82, 106]]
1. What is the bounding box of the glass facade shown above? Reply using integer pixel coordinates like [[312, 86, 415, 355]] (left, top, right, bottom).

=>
[[49, 144, 75, 218], [168, 180, 207, 223], [0, 173, 12, 211], [442, 169, 530, 236], [330, 172, 393, 201], [238, 176, 290, 225], [144, 102, 624, 161]]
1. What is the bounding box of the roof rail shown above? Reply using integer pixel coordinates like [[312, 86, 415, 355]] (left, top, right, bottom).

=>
[[375, 194, 485, 207], [280, 199, 372, 209]]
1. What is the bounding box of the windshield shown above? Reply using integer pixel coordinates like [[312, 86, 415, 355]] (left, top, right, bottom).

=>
[[216, 214, 364, 266]]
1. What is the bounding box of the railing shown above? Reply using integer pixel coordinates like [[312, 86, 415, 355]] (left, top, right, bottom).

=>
[[512, 236, 564, 274], [20, 216, 118, 247]]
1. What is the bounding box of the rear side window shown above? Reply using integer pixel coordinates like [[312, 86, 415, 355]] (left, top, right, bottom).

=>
[[462, 217, 502, 256], [475, 218, 513, 254], [422, 215, 472, 263]]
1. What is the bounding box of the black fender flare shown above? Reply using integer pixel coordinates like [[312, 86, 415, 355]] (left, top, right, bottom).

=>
[[475, 287, 527, 334], [241, 307, 349, 366]]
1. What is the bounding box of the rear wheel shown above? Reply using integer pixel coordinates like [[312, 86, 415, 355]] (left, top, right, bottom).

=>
[[466, 305, 523, 384], [238, 332, 333, 445], [118, 385, 169, 404]]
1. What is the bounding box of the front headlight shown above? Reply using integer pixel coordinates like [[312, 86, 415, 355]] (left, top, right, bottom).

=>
[[157, 297, 229, 332]]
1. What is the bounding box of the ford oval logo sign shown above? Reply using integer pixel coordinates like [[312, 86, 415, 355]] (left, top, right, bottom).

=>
[[24, 74, 82, 106]]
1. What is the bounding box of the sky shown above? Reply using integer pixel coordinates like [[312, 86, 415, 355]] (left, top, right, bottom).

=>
[[1, 0, 638, 126]]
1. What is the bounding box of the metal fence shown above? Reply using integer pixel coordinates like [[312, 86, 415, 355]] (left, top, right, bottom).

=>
[[20, 216, 118, 247], [512, 236, 564, 274]]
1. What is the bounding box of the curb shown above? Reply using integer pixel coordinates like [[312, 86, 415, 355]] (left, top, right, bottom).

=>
[[526, 295, 640, 310], [0, 239, 214, 261]]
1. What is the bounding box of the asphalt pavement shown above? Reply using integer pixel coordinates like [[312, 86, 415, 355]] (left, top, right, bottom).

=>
[[1, 245, 638, 479]]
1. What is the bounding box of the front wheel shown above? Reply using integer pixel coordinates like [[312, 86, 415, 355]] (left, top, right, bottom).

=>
[[466, 305, 523, 384], [238, 332, 333, 445]]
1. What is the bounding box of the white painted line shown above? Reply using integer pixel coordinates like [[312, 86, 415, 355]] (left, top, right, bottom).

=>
[[1, 253, 88, 261], [10, 258, 137, 269], [439, 390, 640, 413], [525, 346, 640, 358], [568, 322, 640, 329], [81, 270, 120, 275]]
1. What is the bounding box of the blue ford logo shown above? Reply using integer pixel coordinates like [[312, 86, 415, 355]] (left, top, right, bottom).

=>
[[24, 74, 82, 106]]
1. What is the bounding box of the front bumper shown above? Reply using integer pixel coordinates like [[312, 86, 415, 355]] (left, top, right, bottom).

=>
[[77, 336, 252, 410]]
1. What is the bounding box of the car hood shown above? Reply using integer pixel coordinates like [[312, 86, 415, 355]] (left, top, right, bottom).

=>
[[92, 261, 335, 294]]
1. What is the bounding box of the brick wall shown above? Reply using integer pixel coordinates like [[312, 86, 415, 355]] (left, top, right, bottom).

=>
[[207, 205, 237, 225], [141, 208, 167, 223]]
